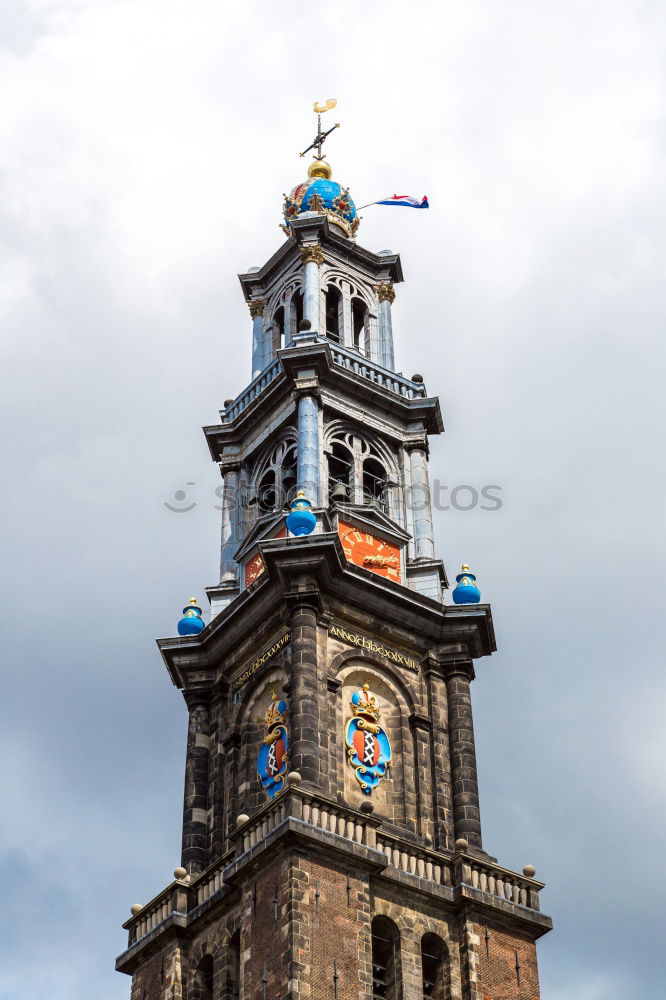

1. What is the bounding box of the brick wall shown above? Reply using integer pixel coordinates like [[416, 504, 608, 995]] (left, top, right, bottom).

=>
[[467, 919, 541, 1000]]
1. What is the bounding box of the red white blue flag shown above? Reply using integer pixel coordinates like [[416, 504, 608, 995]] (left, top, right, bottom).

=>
[[358, 194, 429, 210]]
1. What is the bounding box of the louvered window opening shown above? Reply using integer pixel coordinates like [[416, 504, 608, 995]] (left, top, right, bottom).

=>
[[372, 932, 398, 1000]]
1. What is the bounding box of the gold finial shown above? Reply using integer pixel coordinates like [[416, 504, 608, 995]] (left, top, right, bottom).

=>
[[189, 597, 198, 605], [362, 682, 370, 692], [461, 565, 469, 573], [308, 160, 332, 180]]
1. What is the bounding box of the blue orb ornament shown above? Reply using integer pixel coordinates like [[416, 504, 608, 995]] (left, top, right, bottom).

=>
[[286, 492, 317, 536], [178, 597, 205, 635], [452, 565, 481, 605], [282, 161, 358, 239]]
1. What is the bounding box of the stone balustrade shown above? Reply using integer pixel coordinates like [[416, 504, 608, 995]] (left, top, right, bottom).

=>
[[128, 885, 175, 944], [458, 854, 542, 912], [329, 344, 428, 399], [237, 798, 289, 853], [218, 342, 428, 427], [195, 863, 226, 906], [375, 833, 453, 886], [123, 786, 543, 951], [220, 358, 281, 423]]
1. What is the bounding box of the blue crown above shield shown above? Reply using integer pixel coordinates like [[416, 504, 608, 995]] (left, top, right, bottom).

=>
[[264, 690, 287, 729], [350, 682, 381, 723]]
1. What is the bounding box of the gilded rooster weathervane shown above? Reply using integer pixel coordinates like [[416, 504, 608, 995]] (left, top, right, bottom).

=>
[[300, 98, 340, 162]]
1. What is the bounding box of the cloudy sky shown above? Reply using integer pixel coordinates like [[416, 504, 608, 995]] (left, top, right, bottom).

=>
[[2, 1, 665, 997]]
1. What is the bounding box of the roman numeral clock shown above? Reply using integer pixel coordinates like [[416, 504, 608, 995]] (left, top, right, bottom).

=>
[[337, 519, 402, 583]]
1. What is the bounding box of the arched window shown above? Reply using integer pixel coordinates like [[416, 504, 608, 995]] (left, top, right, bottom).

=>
[[226, 930, 241, 1000], [325, 285, 342, 343], [352, 296, 368, 352], [273, 305, 286, 350], [254, 440, 297, 513], [363, 456, 388, 511], [291, 289, 304, 338], [194, 954, 214, 1000], [327, 441, 354, 505], [280, 444, 297, 503], [257, 468, 277, 512], [421, 934, 449, 1000], [372, 916, 401, 1000], [326, 429, 398, 514]]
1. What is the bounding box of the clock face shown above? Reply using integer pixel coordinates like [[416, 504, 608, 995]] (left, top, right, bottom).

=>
[[245, 551, 265, 586], [338, 521, 401, 582], [243, 525, 287, 587]]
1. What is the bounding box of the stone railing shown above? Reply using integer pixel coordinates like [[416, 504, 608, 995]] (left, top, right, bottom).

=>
[[376, 832, 453, 886], [299, 791, 378, 848], [126, 882, 180, 945], [218, 342, 428, 427], [329, 344, 428, 399], [122, 785, 543, 951], [220, 357, 281, 423], [459, 854, 542, 911], [237, 797, 289, 853], [195, 862, 226, 906], [234, 784, 378, 855]]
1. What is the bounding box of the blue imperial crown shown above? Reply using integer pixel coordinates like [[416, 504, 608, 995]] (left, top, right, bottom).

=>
[[283, 161, 358, 239]]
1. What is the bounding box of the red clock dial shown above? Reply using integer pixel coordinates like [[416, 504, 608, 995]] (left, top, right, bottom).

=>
[[338, 521, 401, 582], [245, 552, 265, 586]]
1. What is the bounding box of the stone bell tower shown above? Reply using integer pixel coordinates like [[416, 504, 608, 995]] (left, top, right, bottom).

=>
[[116, 107, 552, 1000]]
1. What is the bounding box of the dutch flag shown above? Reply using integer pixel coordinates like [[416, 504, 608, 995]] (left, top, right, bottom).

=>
[[358, 194, 429, 210]]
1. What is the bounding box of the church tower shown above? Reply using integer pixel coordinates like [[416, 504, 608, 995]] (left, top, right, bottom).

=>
[[116, 106, 552, 1000]]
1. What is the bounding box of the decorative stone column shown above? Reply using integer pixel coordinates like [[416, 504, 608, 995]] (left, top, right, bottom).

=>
[[407, 444, 435, 560], [219, 463, 240, 583], [300, 244, 324, 330], [374, 282, 396, 370], [181, 700, 210, 874], [248, 298, 267, 378], [445, 660, 482, 849], [296, 392, 320, 505], [424, 658, 455, 852], [288, 598, 320, 786]]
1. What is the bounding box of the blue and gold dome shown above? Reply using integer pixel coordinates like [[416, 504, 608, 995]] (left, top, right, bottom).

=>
[[283, 161, 358, 239]]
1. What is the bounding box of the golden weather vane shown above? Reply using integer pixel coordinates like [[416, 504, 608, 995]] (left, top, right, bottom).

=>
[[300, 99, 340, 162]]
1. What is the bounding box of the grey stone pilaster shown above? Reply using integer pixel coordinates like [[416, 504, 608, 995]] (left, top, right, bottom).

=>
[[296, 393, 320, 505], [249, 299, 266, 378], [219, 465, 240, 583], [301, 245, 323, 331], [181, 701, 210, 874], [407, 444, 435, 560], [374, 282, 396, 370], [445, 660, 482, 848], [288, 599, 320, 785]]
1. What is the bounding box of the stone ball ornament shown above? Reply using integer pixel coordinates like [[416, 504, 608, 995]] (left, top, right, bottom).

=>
[[452, 565, 481, 605], [177, 597, 205, 636], [523, 864, 537, 878], [173, 867, 187, 881], [286, 492, 317, 536], [130, 903, 143, 916]]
